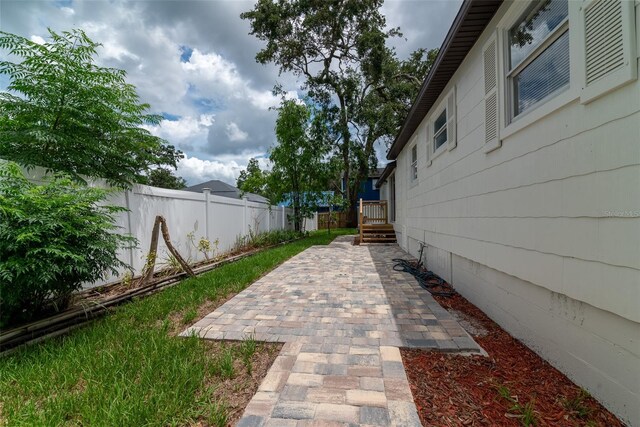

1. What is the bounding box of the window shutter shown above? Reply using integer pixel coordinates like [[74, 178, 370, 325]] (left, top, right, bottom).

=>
[[483, 36, 500, 152], [446, 87, 457, 151], [580, 0, 637, 103], [425, 122, 432, 167]]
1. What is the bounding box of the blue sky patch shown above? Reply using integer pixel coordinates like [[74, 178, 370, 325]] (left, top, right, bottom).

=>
[[179, 45, 193, 63], [161, 112, 181, 121]]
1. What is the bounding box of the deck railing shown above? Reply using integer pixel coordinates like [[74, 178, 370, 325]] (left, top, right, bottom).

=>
[[359, 199, 388, 242]]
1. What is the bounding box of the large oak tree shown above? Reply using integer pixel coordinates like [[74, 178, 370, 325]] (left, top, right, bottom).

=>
[[242, 0, 435, 224]]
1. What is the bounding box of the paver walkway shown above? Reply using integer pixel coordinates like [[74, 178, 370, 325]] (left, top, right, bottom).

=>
[[182, 236, 480, 426]]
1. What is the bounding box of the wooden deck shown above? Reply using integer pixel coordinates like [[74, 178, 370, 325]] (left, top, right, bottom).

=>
[[359, 199, 397, 244]]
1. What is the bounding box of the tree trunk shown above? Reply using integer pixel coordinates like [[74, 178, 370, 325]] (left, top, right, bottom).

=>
[[293, 193, 301, 232]]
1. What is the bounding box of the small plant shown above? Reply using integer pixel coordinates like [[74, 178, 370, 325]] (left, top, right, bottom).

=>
[[207, 402, 229, 427], [241, 333, 257, 358], [159, 252, 190, 276], [517, 401, 537, 427], [198, 237, 212, 259], [121, 270, 134, 288], [181, 308, 198, 325], [210, 349, 235, 379], [241, 333, 258, 374], [562, 389, 594, 419], [495, 384, 538, 426], [187, 231, 219, 260]]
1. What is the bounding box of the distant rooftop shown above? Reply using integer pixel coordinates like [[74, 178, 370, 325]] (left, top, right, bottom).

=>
[[184, 179, 269, 204]]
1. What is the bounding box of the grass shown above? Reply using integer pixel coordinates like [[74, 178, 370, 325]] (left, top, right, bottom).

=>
[[0, 229, 356, 426], [496, 384, 538, 426]]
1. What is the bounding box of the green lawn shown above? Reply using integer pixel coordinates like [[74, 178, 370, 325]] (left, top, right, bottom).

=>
[[0, 229, 356, 426]]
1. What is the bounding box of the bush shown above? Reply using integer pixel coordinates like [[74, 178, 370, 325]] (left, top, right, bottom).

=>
[[0, 162, 135, 327]]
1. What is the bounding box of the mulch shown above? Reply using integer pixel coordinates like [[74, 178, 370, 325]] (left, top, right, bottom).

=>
[[401, 293, 625, 427]]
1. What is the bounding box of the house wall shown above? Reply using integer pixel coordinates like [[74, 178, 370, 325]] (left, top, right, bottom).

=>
[[391, 1, 640, 424]]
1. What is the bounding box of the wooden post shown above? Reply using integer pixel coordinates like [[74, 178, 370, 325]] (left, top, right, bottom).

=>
[[139, 216, 195, 287], [281, 205, 285, 229], [359, 199, 363, 243], [383, 201, 388, 224]]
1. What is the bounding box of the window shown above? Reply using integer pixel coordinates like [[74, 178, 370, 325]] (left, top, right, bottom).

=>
[[433, 109, 447, 151], [410, 145, 418, 182], [507, 0, 569, 120]]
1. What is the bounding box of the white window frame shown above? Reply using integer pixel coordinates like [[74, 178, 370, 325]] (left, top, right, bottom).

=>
[[432, 107, 448, 153], [506, 0, 570, 123], [497, 0, 581, 140], [429, 86, 455, 163], [409, 143, 418, 184]]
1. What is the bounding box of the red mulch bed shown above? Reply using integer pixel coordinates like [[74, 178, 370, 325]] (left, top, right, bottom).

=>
[[401, 293, 625, 427]]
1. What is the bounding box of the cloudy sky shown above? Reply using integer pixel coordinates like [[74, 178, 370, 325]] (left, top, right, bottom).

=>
[[0, 0, 461, 185]]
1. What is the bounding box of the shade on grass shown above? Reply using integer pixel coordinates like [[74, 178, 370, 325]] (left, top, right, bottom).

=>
[[0, 229, 356, 426]]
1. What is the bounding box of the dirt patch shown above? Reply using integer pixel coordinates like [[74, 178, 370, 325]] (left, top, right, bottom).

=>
[[402, 293, 624, 427], [198, 340, 282, 426]]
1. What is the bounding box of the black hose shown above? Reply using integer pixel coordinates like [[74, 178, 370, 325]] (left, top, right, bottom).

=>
[[392, 257, 456, 297]]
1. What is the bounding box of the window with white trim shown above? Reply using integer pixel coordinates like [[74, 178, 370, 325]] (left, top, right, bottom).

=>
[[433, 108, 447, 151], [410, 145, 418, 182], [507, 0, 569, 121]]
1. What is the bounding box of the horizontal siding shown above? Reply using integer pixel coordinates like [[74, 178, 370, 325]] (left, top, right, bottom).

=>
[[394, 3, 640, 324]]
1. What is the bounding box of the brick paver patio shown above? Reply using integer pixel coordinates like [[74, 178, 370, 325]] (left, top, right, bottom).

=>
[[182, 235, 481, 426]]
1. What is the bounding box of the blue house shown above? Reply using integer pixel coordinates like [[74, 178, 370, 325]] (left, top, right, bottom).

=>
[[342, 168, 384, 202]]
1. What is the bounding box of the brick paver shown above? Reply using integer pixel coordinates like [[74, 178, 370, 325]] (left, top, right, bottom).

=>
[[182, 236, 480, 426]]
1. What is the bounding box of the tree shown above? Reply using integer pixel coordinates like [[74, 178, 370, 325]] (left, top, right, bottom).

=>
[[145, 168, 187, 190], [269, 99, 333, 231], [237, 158, 269, 197], [0, 29, 183, 187], [0, 161, 134, 326], [242, 0, 434, 225]]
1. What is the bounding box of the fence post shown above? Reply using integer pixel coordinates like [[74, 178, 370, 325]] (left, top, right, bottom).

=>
[[266, 206, 271, 231], [243, 197, 248, 236], [281, 205, 285, 229], [314, 212, 318, 231], [125, 188, 135, 269], [203, 188, 211, 242]]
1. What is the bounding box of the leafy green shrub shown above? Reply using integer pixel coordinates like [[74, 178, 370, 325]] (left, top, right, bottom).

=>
[[0, 162, 134, 327]]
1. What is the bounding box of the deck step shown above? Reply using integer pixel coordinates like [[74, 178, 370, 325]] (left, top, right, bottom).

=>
[[360, 222, 396, 244], [362, 237, 397, 242]]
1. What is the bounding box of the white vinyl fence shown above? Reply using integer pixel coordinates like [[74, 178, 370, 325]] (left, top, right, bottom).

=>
[[100, 184, 313, 287], [18, 166, 319, 288]]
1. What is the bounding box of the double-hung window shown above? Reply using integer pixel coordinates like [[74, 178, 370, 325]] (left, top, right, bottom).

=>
[[433, 109, 447, 152], [410, 145, 418, 182], [507, 0, 569, 121]]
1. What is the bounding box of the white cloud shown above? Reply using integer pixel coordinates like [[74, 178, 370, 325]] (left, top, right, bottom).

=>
[[30, 35, 45, 45], [177, 154, 241, 185], [60, 7, 75, 16], [143, 114, 214, 150], [225, 122, 248, 142]]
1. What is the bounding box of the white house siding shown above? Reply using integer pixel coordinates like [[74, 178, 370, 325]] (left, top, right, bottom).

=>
[[387, 1, 640, 424]]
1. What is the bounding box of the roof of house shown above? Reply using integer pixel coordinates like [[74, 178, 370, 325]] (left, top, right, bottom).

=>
[[341, 168, 386, 180], [370, 168, 386, 179], [375, 161, 397, 189], [386, 0, 503, 160], [184, 179, 269, 204]]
